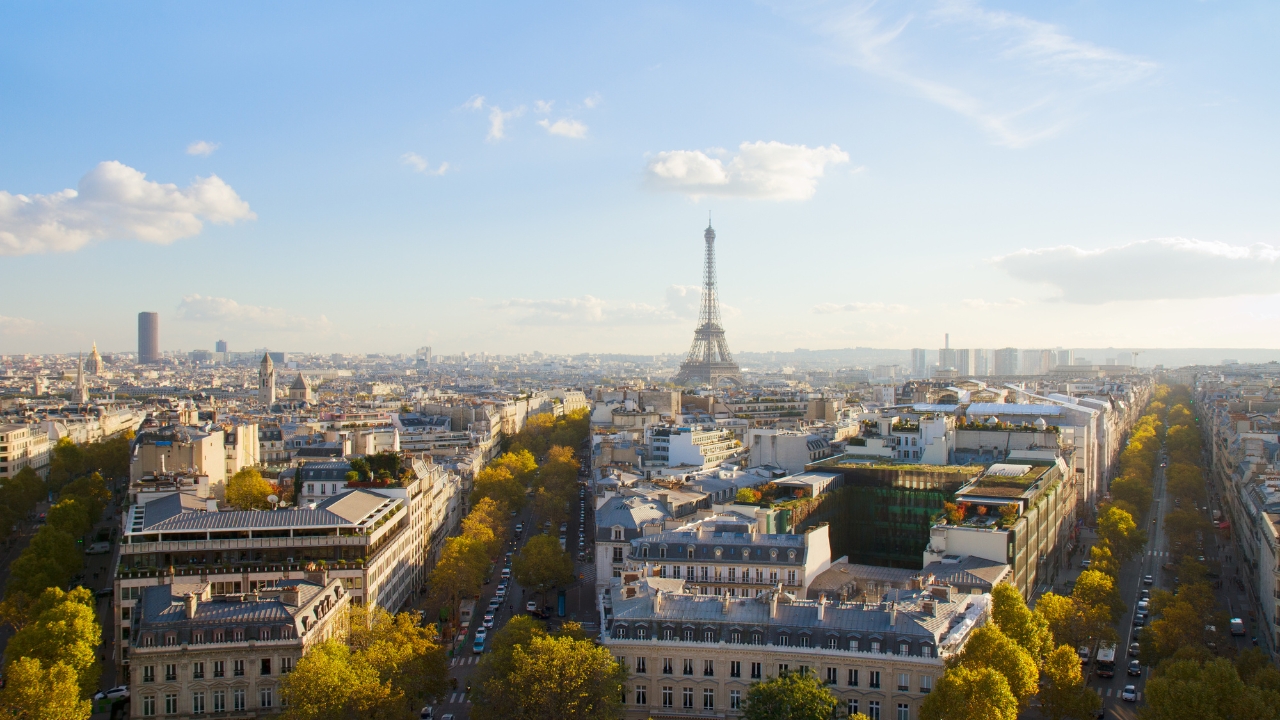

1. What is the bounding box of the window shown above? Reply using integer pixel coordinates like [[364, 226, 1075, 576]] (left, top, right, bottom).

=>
[[663, 658, 673, 675], [825, 667, 837, 684], [142, 696, 156, 717], [192, 692, 205, 715], [700, 567, 709, 582], [730, 689, 742, 709], [870, 640, 881, 653], [848, 699, 859, 717], [787, 570, 797, 585], [898, 673, 910, 691], [213, 661, 225, 678], [212, 691, 225, 713], [682, 687, 694, 709], [662, 687, 673, 708], [636, 657, 647, 674], [192, 662, 205, 680], [260, 687, 274, 709], [637, 627, 648, 640], [682, 629, 693, 642], [868, 700, 880, 720], [730, 661, 741, 678], [260, 627, 271, 641], [730, 631, 741, 643], [635, 685, 647, 705], [899, 642, 910, 655], [233, 689, 246, 712], [282, 657, 294, 674], [641, 546, 649, 558], [686, 566, 694, 580], [612, 547, 624, 563], [778, 664, 789, 676], [164, 633, 177, 646], [612, 528, 623, 541], [850, 639, 860, 651], [921, 645, 933, 658], [143, 665, 155, 683], [164, 664, 177, 682], [748, 661, 761, 679], [920, 675, 933, 694], [683, 659, 694, 676], [703, 688, 715, 709], [826, 636, 838, 649], [897, 703, 910, 720], [672, 566, 682, 579], [848, 668, 859, 687], [164, 693, 178, 715], [728, 568, 736, 582], [234, 629, 244, 642], [870, 671, 881, 689], [703, 660, 714, 677], [799, 635, 811, 648], [778, 634, 790, 646]]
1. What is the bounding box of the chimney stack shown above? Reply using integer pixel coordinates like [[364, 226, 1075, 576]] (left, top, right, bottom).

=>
[[184, 592, 198, 619]]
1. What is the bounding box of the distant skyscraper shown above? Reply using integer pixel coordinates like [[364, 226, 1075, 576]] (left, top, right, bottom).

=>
[[910, 349, 928, 377], [955, 349, 973, 377], [1057, 349, 1074, 367], [216, 340, 228, 354], [993, 347, 1019, 376], [1021, 350, 1053, 375], [674, 223, 741, 386], [939, 347, 958, 370], [974, 349, 990, 376], [138, 312, 160, 364]]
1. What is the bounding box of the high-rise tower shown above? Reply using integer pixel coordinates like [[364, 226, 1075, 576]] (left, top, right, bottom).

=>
[[674, 223, 741, 386], [138, 312, 160, 364]]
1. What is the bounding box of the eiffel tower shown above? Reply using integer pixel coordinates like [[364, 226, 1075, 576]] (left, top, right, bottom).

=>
[[674, 223, 742, 386]]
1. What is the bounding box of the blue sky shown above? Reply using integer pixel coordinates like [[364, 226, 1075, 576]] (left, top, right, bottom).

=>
[[1, 1, 1278, 355]]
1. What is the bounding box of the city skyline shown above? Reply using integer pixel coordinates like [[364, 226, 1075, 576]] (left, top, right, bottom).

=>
[[2, 2, 1279, 355]]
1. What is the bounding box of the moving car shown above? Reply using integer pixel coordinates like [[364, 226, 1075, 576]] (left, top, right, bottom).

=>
[[527, 601, 538, 612], [1143, 575, 1154, 585], [86, 541, 111, 555], [1121, 685, 1137, 702], [483, 613, 495, 629], [1231, 618, 1247, 636], [1128, 660, 1142, 676], [93, 687, 129, 702], [473, 636, 486, 654], [515, 524, 523, 534], [1129, 642, 1140, 657]]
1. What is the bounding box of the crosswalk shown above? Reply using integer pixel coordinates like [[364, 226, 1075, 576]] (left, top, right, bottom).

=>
[[448, 655, 480, 667], [1147, 550, 1170, 557], [445, 692, 472, 704], [578, 564, 597, 586], [1096, 687, 1142, 701]]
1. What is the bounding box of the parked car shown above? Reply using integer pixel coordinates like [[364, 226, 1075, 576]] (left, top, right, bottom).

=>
[[1121, 685, 1137, 702], [1128, 660, 1142, 676], [93, 687, 130, 702], [483, 613, 495, 629], [514, 524, 523, 534], [527, 601, 538, 612], [419, 705, 434, 720], [1129, 642, 1140, 657]]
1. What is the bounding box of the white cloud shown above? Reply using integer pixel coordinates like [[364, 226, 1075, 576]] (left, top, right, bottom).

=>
[[813, 301, 910, 314], [810, 0, 1156, 147], [400, 152, 449, 176], [0, 161, 255, 256], [961, 297, 1027, 309], [0, 315, 37, 334], [484, 104, 525, 142], [582, 93, 602, 109], [494, 285, 707, 326], [991, 238, 1280, 303], [177, 295, 331, 331], [461, 95, 486, 111], [534, 100, 554, 114], [538, 118, 588, 139], [186, 140, 219, 157], [647, 141, 849, 201]]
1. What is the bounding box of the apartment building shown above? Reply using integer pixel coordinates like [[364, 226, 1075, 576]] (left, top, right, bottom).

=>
[[132, 425, 228, 489], [128, 572, 348, 719], [604, 577, 990, 720], [623, 518, 833, 597], [745, 429, 834, 474], [648, 426, 744, 469], [0, 423, 51, 479]]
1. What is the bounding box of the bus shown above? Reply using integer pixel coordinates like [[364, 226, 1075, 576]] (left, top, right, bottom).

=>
[[1096, 642, 1118, 678]]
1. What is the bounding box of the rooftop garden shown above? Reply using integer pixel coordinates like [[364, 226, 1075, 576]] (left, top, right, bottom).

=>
[[955, 419, 1060, 433], [937, 500, 1021, 529]]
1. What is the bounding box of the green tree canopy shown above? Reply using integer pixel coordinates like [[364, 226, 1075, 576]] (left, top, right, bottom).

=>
[[472, 466, 526, 513], [0, 656, 91, 720], [1072, 569, 1124, 641], [6, 525, 81, 599], [427, 535, 487, 619], [1143, 657, 1279, 720], [1035, 592, 1086, 650], [5, 586, 102, 697], [742, 669, 840, 720], [920, 665, 1018, 720], [512, 533, 574, 597], [473, 633, 626, 720], [952, 624, 1039, 706], [1097, 504, 1146, 563]]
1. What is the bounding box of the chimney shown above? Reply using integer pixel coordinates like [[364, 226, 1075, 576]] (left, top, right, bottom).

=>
[[206, 499, 218, 513], [305, 562, 327, 587], [184, 592, 198, 619], [817, 594, 826, 621], [721, 594, 730, 615], [654, 590, 663, 613]]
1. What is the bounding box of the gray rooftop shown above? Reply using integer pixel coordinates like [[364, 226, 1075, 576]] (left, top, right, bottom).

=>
[[130, 489, 397, 534]]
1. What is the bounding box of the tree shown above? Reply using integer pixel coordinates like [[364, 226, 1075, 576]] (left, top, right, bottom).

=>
[[1072, 570, 1124, 640], [463, 497, 510, 556], [1145, 596, 1211, 664], [6, 525, 81, 598], [741, 668, 840, 720], [347, 606, 448, 713], [1108, 475, 1153, 516], [492, 450, 538, 485], [0, 657, 91, 720], [1097, 505, 1145, 563], [990, 583, 1051, 662], [427, 535, 486, 621], [1143, 657, 1276, 720], [736, 487, 761, 504], [951, 624, 1039, 706], [226, 467, 274, 510], [1167, 463, 1208, 505], [512, 533, 574, 597], [920, 665, 1018, 720], [1035, 592, 1086, 650], [1038, 644, 1102, 720], [46, 497, 93, 538], [1166, 508, 1211, 551], [280, 640, 397, 720], [476, 634, 626, 720], [1088, 542, 1120, 578], [473, 466, 526, 512], [471, 615, 550, 718], [5, 586, 102, 697]]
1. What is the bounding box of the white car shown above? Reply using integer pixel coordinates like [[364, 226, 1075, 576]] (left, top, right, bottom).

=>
[[527, 600, 537, 612], [488, 598, 501, 611], [419, 705, 434, 720], [483, 613, 495, 629], [475, 627, 488, 641], [1121, 685, 1137, 702], [93, 687, 130, 701]]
